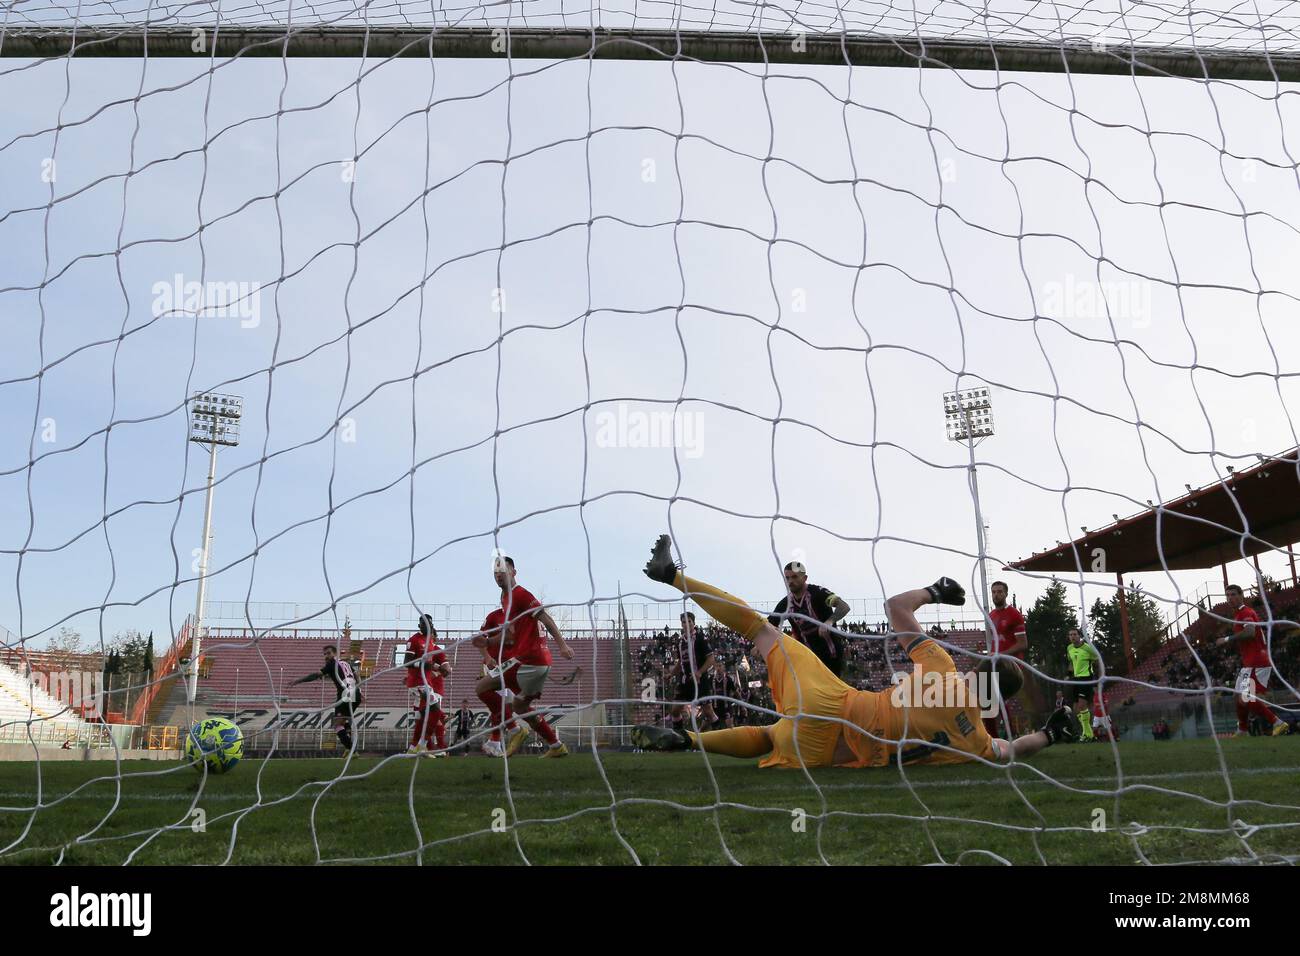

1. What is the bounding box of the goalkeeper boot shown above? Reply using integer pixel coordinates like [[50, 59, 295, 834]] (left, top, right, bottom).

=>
[[925, 577, 966, 607], [1272, 721, 1291, 737], [505, 725, 531, 757], [643, 533, 681, 585], [631, 724, 693, 752], [1042, 706, 1078, 745], [541, 742, 570, 758]]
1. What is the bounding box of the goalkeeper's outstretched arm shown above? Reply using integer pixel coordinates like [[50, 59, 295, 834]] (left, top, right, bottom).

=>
[[883, 580, 1076, 762]]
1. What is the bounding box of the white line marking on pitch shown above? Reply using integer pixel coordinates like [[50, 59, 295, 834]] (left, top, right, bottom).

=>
[[0, 765, 1296, 803]]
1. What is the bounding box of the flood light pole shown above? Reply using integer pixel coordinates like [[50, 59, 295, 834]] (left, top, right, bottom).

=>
[[943, 387, 996, 651], [186, 392, 242, 705]]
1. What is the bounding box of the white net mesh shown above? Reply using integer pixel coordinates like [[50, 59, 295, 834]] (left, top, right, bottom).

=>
[[1, 0, 1299, 865]]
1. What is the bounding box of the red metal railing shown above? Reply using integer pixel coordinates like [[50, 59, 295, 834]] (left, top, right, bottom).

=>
[[126, 620, 189, 725]]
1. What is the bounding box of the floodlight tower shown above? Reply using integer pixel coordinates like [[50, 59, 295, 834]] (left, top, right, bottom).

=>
[[187, 392, 242, 704], [943, 387, 996, 650]]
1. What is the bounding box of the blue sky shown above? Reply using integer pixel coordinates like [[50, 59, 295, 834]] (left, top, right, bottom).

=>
[[2, 36, 1298, 656]]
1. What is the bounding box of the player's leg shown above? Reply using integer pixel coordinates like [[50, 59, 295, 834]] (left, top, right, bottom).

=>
[[1243, 668, 1288, 735], [475, 672, 516, 746], [669, 701, 688, 734], [699, 700, 719, 727], [430, 705, 448, 753], [1234, 667, 1252, 733], [508, 697, 554, 751], [409, 694, 428, 754], [419, 694, 438, 748], [509, 667, 567, 756], [642, 533, 781, 659], [693, 672, 720, 727], [1072, 693, 1094, 741], [632, 721, 774, 758], [334, 704, 354, 752]]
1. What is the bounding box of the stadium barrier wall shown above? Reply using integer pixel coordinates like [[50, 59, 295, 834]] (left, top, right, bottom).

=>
[[0, 744, 180, 761]]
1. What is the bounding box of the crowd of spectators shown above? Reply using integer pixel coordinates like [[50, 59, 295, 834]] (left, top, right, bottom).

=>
[[633, 624, 773, 726]]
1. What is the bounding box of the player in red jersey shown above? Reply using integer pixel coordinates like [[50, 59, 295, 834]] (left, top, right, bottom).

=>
[[406, 614, 453, 755], [1218, 584, 1289, 736], [472, 554, 575, 758], [984, 580, 1027, 737]]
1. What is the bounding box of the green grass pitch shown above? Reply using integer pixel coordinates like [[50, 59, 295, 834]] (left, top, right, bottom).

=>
[[1, 739, 1297, 865]]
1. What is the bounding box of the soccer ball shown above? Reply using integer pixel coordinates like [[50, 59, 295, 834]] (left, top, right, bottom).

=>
[[184, 717, 244, 773]]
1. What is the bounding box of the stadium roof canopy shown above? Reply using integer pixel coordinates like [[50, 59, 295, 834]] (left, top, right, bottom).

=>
[[1008, 447, 1300, 575]]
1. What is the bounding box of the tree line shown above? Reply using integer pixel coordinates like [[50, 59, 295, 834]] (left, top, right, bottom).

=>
[[1023, 579, 1167, 680]]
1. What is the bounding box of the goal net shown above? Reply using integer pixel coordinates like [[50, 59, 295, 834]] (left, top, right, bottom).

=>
[[1, 0, 1299, 865]]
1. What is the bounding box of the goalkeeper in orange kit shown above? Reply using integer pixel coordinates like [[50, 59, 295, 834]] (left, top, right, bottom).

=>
[[632, 534, 1076, 767]]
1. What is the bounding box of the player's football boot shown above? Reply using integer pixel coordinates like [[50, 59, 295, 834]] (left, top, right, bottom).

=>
[[541, 742, 570, 758], [631, 724, 693, 752], [483, 738, 505, 757], [1272, 721, 1291, 737], [643, 533, 681, 585], [406, 744, 419, 755], [1042, 706, 1078, 745], [505, 725, 531, 756], [925, 577, 966, 607]]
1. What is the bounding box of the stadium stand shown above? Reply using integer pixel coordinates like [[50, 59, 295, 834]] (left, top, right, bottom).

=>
[[195, 627, 623, 713], [0, 660, 99, 746]]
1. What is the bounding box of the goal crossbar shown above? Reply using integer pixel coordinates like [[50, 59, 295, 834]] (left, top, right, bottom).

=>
[[3, 27, 1299, 81]]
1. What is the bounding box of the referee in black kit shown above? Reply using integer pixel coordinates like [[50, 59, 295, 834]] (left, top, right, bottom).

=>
[[768, 561, 852, 677]]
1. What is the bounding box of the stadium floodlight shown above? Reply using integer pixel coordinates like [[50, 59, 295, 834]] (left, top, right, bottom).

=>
[[186, 392, 242, 705], [943, 386, 994, 443], [943, 387, 996, 651]]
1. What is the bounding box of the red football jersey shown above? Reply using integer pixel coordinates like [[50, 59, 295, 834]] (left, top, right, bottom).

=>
[[1233, 605, 1269, 668], [500, 585, 551, 667], [988, 605, 1027, 658], [428, 643, 447, 694], [405, 633, 447, 692], [481, 608, 507, 659], [481, 608, 518, 671]]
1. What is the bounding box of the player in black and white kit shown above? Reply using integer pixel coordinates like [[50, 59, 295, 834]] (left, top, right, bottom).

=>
[[767, 561, 851, 677], [291, 645, 361, 753], [669, 612, 719, 733]]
